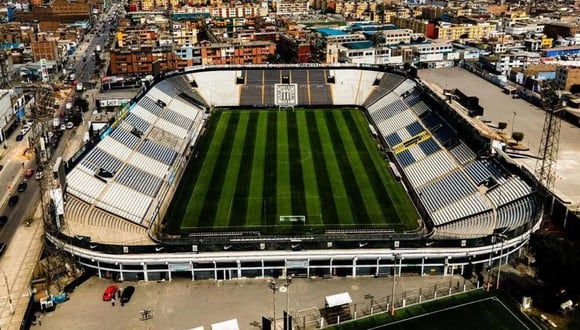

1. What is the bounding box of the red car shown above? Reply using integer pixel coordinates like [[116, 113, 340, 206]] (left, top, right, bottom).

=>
[[103, 285, 118, 301], [24, 169, 34, 178]]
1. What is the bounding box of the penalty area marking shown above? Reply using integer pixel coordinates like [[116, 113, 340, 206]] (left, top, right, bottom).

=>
[[370, 296, 533, 330]]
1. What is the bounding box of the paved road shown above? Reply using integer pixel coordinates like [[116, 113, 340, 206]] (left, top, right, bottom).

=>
[[39, 275, 471, 330], [418, 67, 580, 205]]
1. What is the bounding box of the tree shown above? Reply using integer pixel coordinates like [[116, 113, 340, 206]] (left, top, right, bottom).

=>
[[512, 131, 524, 143], [498, 122, 508, 131]]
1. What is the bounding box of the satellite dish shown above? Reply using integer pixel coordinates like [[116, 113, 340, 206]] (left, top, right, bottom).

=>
[[279, 286, 287, 293]]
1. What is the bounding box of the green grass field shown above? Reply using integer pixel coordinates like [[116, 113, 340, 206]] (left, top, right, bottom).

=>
[[332, 291, 537, 330], [165, 109, 418, 234]]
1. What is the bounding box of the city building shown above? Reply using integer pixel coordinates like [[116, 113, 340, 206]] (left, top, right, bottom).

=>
[[276, 0, 309, 16], [481, 51, 541, 75], [555, 65, 580, 91], [198, 41, 275, 65], [13, 0, 90, 24], [543, 22, 580, 39]]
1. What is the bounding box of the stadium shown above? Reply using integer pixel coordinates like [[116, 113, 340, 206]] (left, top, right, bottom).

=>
[[47, 64, 542, 282]]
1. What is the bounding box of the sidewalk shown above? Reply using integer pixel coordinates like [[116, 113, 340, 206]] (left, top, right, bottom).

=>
[[0, 206, 45, 330]]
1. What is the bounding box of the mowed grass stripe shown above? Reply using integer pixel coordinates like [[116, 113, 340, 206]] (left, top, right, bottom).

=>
[[263, 111, 278, 226], [351, 112, 419, 226], [287, 111, 307, 216], [245, 112, 268, 227], [170, 111, 223, 231], [181, 111, 231, 228], [296, 111, 323, 225], [334, 111, 385, 223], [277, 112, 292, 217], [324, 111, 371, 224], [341, 111, 400, 222], [305, 111, 338, 225], [314, 111, 354, 224], [229, 112, 259, 227], [213, 112, 249, 227], [197, 113, 240, 228]]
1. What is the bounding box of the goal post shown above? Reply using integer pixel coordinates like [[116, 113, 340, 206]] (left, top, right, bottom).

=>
[[280, 215, 306, 223]]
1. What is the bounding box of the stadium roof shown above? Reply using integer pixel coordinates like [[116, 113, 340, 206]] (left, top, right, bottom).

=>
[[314, 27, 348, 36], [342, 41, 374, 49]]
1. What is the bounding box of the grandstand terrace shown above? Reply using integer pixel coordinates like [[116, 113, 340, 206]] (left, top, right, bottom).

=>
[[63, 65, 540, 246], [65, 81, 206, 233]]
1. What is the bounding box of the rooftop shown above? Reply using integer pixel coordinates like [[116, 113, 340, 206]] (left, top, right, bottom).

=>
[[313, 27, 348, 36], [342, 41, 374, 49]]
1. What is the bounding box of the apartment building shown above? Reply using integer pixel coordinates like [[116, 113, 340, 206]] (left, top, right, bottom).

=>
[[390, 17, 433, 37], [481, 51, 541, 75], [31, 40, 59, 62], [197, 41, 275, 65], [0, 23, 33, 44], [543, 22, 580, 39], [13, 0, 90, 24], [338, 41, 402, 65], [211, 5, 267, 19], [172, 22, 199, 47], [109, 46, 188, 75], [436, 22, 495, 41], [276, 0, 309, 15], [555, 65, 580, 91], [381, 28, 413, 45]]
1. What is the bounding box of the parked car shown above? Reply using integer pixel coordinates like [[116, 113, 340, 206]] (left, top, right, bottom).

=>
[[25, 169, 34, 177], [16, 134, 24, 142], [103, 285, 118, 301], [20, 124, 31, 135], [8, 195, 19, 206], [120, 286, 135, 303], [66, 122, 74, 129], [35, 172, 44, 180], [0, 216, 7, 227], [17, 182, 27, 192]]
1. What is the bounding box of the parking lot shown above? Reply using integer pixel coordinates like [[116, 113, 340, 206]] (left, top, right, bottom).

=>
[[38, 274, 466, 330]]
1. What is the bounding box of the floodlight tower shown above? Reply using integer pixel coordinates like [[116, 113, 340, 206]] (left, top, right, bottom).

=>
[[534, 81, 563, 216]]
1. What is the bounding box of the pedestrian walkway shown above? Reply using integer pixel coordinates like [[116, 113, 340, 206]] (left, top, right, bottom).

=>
[[0, 206, 45, 330]]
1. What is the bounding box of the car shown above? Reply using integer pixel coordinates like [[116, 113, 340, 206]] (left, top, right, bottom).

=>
[[60, 124, 66, 131], [25, 169, 34, 177], [120, 286, 135, 303], [0, 216, 7, 227], [8, 195, 19, 206], [0, 243, 5, 256], [20, 124, 31, 135], [66, 122, 74, 129], [16, 134, 24, 141], [35, 172, 43, 180], [17, 182, 27, 192], [103, 285, 118, 301]]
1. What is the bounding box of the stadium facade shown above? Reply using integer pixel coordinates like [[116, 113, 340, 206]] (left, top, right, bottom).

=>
[[47, 64, 543, 282]]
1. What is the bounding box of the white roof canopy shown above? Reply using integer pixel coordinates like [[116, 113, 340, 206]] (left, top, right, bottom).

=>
[[211, 319, 239, 330], [325, 292, 352, 308]]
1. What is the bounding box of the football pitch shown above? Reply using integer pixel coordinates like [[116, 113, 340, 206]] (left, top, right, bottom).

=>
[[165, 109, 418, 234], [332, 291, 538, 330], [374, 297, 534, 330]]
